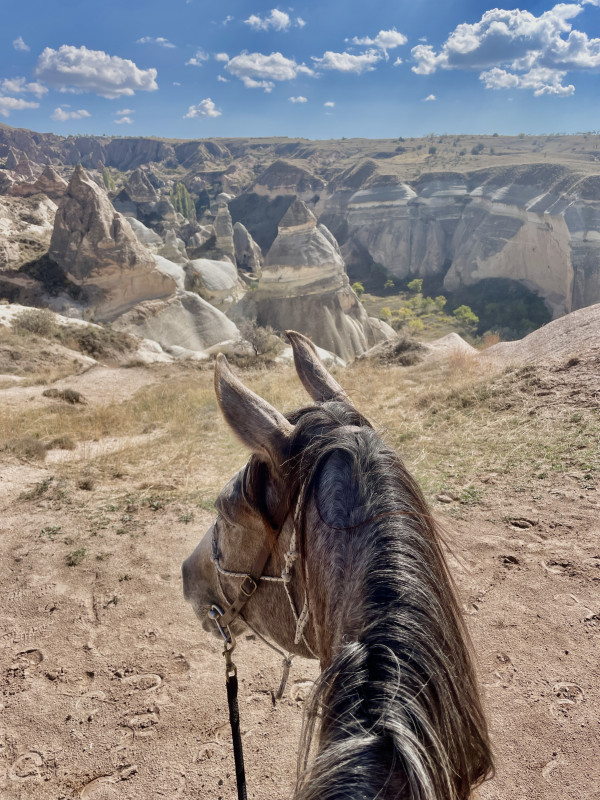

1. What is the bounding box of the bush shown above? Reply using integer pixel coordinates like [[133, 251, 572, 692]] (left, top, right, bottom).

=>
[[453, 305, 479, 329], [352, 281, 365, 297], [407, 278, 423, 294], [238, 320, 283, 357], [12, 309, 59, 338]]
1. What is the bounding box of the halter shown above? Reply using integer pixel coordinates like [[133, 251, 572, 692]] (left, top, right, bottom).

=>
[[207, 464, 315, 800]]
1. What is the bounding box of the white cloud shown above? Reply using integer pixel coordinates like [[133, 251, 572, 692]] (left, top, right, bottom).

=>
[[186, 48, 210, 66], [13, 36, 30, 52], [480, 66, 575, 95], [1, 78, 48, 98], [226, 51, 314, 91], [393, 57, 403, 66], [184, 97, 222, 118], [350, 28, 408, 57], [289, 95, 307, 103], [324, 101, 335, 107], [116, 107, 134, 115], [0, 96, 39, 118], [223, 15, 234, 25], [137, 36, 175, 48], [173, 81, 181, 86], [217, 75, 229, 82], [51, 107, 91, 121], [423, 94, 437, 101], [297, 17, 306, 28], [114, 115, 133, 124], [245, 9, 292, 31], [35, 45, 158, 99], [215, 52, 230, 62], [411, 4, 600, 96], [312, 49, 381, 73]]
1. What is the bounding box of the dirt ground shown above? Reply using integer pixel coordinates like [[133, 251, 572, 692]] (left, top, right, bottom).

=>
[[0, 355, 599, 800]]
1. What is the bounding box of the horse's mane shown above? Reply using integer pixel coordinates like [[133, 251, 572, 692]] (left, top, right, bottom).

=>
[[274, 400, 494, 800]]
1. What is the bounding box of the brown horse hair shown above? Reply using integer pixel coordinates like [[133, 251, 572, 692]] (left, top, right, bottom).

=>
[[256, 399, 496, 800]]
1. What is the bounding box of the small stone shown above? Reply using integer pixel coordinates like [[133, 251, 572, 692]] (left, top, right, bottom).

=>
[[436, 494, 454, 504]]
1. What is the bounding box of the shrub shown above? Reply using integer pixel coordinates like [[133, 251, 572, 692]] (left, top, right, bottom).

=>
[[12, 309, 59, 338], [238, 320, 283, 357], [407, 278, 423, 294], [352, 281, 365, 297], [453, 305, 479, 328], [380, 307, 392, 321]]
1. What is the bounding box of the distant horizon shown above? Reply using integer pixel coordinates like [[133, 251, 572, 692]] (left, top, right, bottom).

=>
[[3, 121, 600, 144], [2, 1, 600, 140]]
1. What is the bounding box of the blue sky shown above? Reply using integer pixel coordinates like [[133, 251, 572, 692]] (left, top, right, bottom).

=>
[[1, 0, 599, 139]]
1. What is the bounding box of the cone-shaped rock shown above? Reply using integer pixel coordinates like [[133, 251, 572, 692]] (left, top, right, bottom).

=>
[[49, 165, 176, 320], [233, 222, 263, 276], [11, 166, 68, 200], [231, 199, 392, 361], [123, 169, 159, 203]]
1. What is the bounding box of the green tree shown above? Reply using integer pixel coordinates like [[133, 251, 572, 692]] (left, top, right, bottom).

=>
[[407, 278, 423, 294], [380, 307, 392, 321], [434, 295, 447, 311], [352, 281, 365, 297], [170, 182, 196, 221], [453, 304, 479, 328], [102, 167, 115, 192]]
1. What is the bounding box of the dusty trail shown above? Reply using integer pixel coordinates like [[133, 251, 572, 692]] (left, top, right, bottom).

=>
[[0, 357, 598, 800]]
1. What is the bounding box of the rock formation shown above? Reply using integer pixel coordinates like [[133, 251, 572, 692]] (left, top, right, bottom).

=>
[[232, 200, 392, 361], [114, 290, 239, 353], [185, 257, 245, 306], [49, 165, 176, 320], [11, 166, 68, 200], [233, 222, 263, 277]]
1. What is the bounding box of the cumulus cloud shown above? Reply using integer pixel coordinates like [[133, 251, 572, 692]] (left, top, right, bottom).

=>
[[480, 66, 575, 95], [35, 45, 158, 99], [0, 96, 39, 118], [217, 75, 229, 82], [393, 57, 403, 66], [423, 93, 437, 101], [215, 52, 230, 62], [312, 49, 381, 73], [13, 36, 30, 52], [51, 107, 91, 121], [186, 48, 210, 66], [1, 78, 48, 98], [349, 28, 407, 57], [289, 95, 307, 103], [244, 9, 304, 31], [114, 115, 133, 124], [324, 100, 335, 107], [184, 97, 222, 118], [411, 4, 600, 95], [137, 36, 175, 48], [226, 51, 314, 91], [116, 107, 134, 115]]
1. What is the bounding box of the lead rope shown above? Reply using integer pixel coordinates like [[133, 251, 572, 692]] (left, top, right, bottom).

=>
[[209, 606, 247, 800]]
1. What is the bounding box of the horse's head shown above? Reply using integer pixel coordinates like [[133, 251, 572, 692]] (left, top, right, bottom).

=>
[[181, 331, 347, 652]]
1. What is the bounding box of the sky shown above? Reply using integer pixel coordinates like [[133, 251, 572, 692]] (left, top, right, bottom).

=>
[[1, 0, 599, 140]]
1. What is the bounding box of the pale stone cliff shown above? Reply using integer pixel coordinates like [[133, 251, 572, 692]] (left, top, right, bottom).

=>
[[232, 200, 393, 361]]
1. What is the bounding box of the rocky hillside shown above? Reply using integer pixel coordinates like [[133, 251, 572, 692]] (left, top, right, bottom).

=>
[[2, 123, 600, 342]]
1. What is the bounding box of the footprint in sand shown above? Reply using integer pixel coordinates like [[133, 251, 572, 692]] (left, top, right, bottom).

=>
[[121, 705, 160, 739], [484, 652, 517, 688], [121, 673, 162, 692], [550, 681, 584, 718], [79, 765, 138, 799], [8, 750, 44, 782]]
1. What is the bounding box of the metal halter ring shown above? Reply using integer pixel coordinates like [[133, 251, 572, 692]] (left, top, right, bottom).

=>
[[208, 604, 236, 650]]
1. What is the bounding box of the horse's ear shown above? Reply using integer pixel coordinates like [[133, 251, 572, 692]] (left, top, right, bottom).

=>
[[286, 330, 351, 404], [214, 353, 294, 465]]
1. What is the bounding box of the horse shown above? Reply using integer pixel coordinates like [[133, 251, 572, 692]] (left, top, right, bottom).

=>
[[182, 330, 493, 800]]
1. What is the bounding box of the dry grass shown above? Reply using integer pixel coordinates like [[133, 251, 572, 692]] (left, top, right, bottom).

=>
[[1, 356, 598, 510]]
